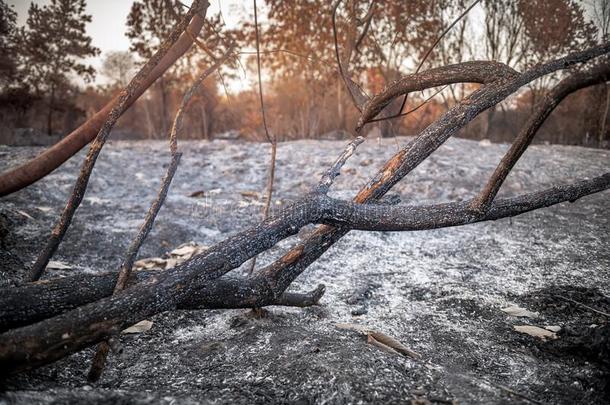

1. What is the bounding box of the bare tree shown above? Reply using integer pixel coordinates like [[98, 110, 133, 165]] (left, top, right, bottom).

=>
[[101, 51, 136, 88], [587, 0, 610, 145]]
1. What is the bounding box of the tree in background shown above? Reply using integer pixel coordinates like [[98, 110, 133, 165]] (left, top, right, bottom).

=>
[[588, 0, 610, 42], [237, 0, 443, 138], [126, 0, 185, 136], [0, 0, 18, 87], [101, 51, 136, 89], [18, 0, 99, 135], [473, 0, 596, 138], [586, 0, 610, 145], [0, 1, 35, 131]]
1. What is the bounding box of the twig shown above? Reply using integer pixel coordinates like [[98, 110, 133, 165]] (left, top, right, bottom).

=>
[[556, 295, 610, 318], [252, 0, 272, 145], [331, 0, 369, 111], [248, 0, 277, 274], [366, 85, 449, 124], [315, 136, 364, 194], [354, 1, 375, 52], [485, 380, 544, 405], [169, 1, 222, 62], [238, 49, 336, 70]]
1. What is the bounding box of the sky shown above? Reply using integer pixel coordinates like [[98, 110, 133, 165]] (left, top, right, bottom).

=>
[[7, 0, 249, 86]]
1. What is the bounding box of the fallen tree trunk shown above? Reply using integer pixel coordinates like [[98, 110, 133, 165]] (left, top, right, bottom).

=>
[[0, 271, 326, 333], [0, 1, 210, 197]]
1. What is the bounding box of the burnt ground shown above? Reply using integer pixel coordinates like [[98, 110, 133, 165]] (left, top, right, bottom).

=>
[[0, 137, 609, 404]]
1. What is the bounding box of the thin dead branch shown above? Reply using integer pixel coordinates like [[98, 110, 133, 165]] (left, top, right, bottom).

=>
[[248, 0, 277, 274], [332, 0, 370, 110], [316, 136, 365, 194], [366, 85, 449, 124], [395, 0, 483, 118], [87, 48, 234, 382], [556, 295, 610, 318], [27, 1, 211, 282]]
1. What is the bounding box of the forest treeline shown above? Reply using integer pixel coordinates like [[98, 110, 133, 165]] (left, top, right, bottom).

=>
[[0, 0, 608, 146]]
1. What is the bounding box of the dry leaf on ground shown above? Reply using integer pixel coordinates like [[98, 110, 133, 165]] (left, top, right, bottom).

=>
[[189, 190, 205, 198], [133, 257, 166, 270], [514, 325, 558, 340], [133, 242, 208, 271], [122, 320, 153, 334], [240, 191, 260, 199], [335, 323, 421, 359], [46, 261, 71, 270], [501, 304, 539, 318], [15, 210, 34, 220], [368, 331, 422, 359]]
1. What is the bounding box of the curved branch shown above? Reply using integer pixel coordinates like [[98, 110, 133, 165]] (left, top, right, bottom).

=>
[[0, 1, 211, 197], [357, 61, 519, 130]]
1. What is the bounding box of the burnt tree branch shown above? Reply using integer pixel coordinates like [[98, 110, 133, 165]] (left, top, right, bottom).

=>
[[257, 42, 610, 300], [0, 171, 608, 375], [0, 41, 607, 378]]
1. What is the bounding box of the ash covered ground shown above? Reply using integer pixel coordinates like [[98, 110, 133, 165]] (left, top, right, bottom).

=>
[[0, 137, 609, 404]]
